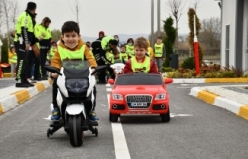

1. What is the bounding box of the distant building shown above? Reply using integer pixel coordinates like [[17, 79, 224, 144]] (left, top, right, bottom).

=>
[[220, 0, 248, 71]]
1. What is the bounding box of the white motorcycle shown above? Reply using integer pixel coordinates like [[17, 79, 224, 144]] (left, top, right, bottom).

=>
[[45, 60, 107, 147]]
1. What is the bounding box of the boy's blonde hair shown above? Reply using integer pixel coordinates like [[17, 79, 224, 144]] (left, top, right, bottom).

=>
[[134, 37, 148, 49]]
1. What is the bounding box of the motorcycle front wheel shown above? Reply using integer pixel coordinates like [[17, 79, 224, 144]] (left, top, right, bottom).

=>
[[68, 115, 84, 147]]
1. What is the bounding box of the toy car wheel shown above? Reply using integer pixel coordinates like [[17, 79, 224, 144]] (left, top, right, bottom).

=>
[[109, 112, 119, 122], [160, 108, 170, 122]]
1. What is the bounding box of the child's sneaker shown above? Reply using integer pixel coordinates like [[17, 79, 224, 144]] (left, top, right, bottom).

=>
[[89, 110, 99, 121], [51, 108, 61, 121]]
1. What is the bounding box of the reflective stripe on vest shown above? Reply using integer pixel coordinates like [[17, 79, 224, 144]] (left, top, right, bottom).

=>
[[131, 56, 150, 73], [126, 45, 134, 57], [154, 43, 163, 57], [58, 45, 85, 61]]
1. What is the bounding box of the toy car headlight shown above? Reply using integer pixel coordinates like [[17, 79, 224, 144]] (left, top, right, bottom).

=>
[[155, 94, 166, 100], [112, 94, 123, 100]]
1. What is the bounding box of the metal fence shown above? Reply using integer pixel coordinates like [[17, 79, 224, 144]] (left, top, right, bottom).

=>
[[178, 49, 220, 61]]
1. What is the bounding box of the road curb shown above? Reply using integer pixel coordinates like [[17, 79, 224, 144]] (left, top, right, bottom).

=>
[[163, 78, 248, 83], [189, 87, 248, 120], [0, 81, 51, 115]]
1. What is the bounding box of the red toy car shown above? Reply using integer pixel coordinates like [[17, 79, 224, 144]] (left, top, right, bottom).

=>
[[108, 73, 173, 122]]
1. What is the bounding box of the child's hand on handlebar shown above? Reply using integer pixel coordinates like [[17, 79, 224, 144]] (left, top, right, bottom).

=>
[[51, 73, 59, 78]]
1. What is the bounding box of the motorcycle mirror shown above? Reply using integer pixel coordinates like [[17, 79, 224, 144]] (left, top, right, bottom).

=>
[[44, 66, 62, 75], [91, 65, 108, 75]]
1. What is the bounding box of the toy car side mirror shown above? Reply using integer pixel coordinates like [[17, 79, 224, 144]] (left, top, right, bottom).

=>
[[108, 78, 115, 85], [164, 78, 173, 84]]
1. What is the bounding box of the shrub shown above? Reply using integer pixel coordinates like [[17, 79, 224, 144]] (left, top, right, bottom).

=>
[[162, 67, 175, 72], [181, 57, 195, 69]]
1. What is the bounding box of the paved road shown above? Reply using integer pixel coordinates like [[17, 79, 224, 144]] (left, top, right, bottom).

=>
[[0, 83, 248, 159], [0, 78, 16, 89]]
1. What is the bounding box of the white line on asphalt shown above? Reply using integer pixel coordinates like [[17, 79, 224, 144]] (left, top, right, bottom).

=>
[[106, 83, 111, 87], [107, 94, 131, 159], [107, 88, 112, 92]]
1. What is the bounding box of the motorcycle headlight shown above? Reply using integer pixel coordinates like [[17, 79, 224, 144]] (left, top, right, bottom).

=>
[[155, 94, 166, 100], [112, 94, 123, 100]]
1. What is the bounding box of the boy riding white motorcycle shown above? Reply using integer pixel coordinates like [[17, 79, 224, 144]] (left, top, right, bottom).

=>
[[50, 21, 98, 121]]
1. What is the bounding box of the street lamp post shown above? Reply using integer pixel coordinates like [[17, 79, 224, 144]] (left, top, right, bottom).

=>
[[151, 0, 154, 46], [157, 0, 161, 36]]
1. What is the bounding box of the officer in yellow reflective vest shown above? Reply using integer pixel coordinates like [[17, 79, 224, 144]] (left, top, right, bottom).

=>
[[38, 17, 52, 80], [125, 38, 134, 58], [15, 2, 37, 87], [154, 37, 166, 72], [8, 45, 17, 78]]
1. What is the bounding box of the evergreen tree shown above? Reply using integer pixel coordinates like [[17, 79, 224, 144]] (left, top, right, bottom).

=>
[[163, 17, 177, 67]]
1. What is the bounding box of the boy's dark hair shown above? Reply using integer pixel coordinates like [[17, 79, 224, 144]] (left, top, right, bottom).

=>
[[134, 37, 148, 49], [157, 36, 162, 39], [62, 21, 80, 35], [27, 2, 36, 10], [127, 38, 134, 43], [120, 45, 126, 48], [109, 39, 118, 45]]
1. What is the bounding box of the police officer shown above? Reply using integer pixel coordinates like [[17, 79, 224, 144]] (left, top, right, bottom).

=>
[[15, 2, 37, 87], [37, 17, 52, 80], [91, 35, 118, 83]]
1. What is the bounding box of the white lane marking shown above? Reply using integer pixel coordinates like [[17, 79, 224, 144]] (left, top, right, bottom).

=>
[[180, 84, 198, 86], [106, 83, 111, 87], [101, 104, 106, 106], [107, 88, 112, 92], [107, 94, 131, 159], [170, 113, 193, 117]]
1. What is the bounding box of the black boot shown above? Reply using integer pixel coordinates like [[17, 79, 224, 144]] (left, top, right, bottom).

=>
[[16, 82, 29, 88]]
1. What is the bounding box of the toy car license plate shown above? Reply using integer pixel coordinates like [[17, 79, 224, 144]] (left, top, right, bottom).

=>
[[131, 102, 147, 106]]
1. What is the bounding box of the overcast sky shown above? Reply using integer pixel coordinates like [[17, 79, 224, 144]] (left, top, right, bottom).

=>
[[17, 0, 220, 37]]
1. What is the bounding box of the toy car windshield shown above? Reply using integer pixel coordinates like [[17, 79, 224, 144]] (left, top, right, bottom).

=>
[[115, 73, 163, 85]]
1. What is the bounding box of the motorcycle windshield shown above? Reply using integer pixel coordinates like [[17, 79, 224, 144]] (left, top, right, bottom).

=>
[[62, 60, 90, 97], [62, 60, 90, 79]]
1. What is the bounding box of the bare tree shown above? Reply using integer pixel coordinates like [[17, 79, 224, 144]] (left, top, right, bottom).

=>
[[165, 0, 186, 53], [1, 0, 11, 45], [0, 0, 3, 33], [189, 0, 202, 12], [198, 17, 221, 49], [9, 0, 20, 29], [68, 0, 82, 26]]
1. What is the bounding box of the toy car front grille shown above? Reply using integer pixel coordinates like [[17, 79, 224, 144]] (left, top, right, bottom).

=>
[[126, 95, 152, 109]]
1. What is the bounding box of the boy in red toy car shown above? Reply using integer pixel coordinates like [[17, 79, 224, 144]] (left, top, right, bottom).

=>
[[123, 37, 158, 73]]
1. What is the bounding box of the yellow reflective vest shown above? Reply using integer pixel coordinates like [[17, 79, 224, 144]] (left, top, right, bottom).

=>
[[58, 45, 85, 61], [154, 43, 164, 57], [126, 45, 134, 57], [106, 52, 114, 64], [119, 52, 128, 61], [131, 56, 150, 73], [9, 51, 18, 64]]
